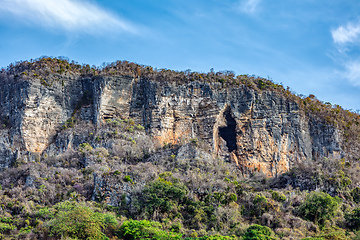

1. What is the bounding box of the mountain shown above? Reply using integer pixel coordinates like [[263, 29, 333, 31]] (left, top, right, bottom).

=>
[[0, 57, 359, 239]]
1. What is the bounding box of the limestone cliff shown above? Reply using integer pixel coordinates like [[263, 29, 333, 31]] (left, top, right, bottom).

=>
[[0, 60, 350, 177]]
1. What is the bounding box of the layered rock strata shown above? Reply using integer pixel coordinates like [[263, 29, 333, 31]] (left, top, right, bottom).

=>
[[0, 75, 342, 176]]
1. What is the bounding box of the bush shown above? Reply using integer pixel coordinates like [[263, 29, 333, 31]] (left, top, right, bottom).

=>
[[185, 235, 237, 240], [136, 124, 145, 131], [248, 195, 271, 218], [142, 179, 188, 217], [243, 224, 276, 240], [79, 142, 93, 152], [48, 203, 117, 239], [118, 219, 182, 240], [345, 207, 360, 230], [297, 192, 341, 226], [351, 187, 360, 204], [271, 191, 286, 202], [62, 117, 75, 129], [303, 226, 348, 240], [0, 222, 15, 233], [124, 175, 133, 183]]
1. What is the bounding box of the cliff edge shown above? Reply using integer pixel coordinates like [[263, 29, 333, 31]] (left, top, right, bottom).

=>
[[0, 57, 357, 177]]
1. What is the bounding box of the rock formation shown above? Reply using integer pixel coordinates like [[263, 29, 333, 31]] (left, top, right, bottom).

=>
[[0, 61, 345, 177]]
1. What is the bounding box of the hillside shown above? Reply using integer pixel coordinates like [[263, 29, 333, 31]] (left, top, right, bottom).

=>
[[0, 57, 359, 239]]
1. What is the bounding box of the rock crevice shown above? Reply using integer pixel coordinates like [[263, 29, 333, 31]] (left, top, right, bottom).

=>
[[0, 75, 343, 176]]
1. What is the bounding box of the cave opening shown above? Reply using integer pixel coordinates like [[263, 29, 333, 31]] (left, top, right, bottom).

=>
[[219, 108, 237, 153]]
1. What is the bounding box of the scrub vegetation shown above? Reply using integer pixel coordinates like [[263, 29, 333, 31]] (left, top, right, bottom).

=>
[[0, 57, 360, 239]]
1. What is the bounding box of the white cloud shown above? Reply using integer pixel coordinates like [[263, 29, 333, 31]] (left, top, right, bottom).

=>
[[344, 61, 360, 87], [331, 22, 360, 45], [239, 0, 262, 14], [0, 0, 135, 35]]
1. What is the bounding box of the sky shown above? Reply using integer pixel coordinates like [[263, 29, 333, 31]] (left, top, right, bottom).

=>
[[0, 0, 360, 111]]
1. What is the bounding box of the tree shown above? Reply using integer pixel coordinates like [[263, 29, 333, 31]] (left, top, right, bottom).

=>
[[297, 192, 341, 226], [142, 178, 188, 218], [48, 203, 117, 239], [118, 220, 182, 240], [345, 207, 360, 230], [243, 224, 276, 240]]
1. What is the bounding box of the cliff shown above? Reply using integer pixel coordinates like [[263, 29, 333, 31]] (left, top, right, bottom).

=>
[[0, 58, 350, 177], [1, 58, 360, 239]]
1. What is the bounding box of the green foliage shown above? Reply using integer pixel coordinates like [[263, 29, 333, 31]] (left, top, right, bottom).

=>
[[297, 192, 341, 226], [317, 227, 349, 240], [304, 227, 349, 240], [246, 194, 273, 218], [0, 217, 12, 224], [124, 175, 133, 183], [62, 117, 75, 129], [210, 192, 238, 205], [302, 238, 325, 240], [48, 203, 117, 239], [79, 142, 93, 152], [136, 124, 145, 130], [19, 226, 32, 235], [118, 219, 182, 240], [243, 224, 276, 240], [351, 187, 360, 204], [271, 191, 286, 202], [40, 78, 51, 87], [189, 138, 198, 145], [143, 178, 188, 217], [185, 235, 238, 239], [1, 56, 360, 239], [0, 222, 15, 233], [36, 206, 56, 218], [345, 207, 360, 230]]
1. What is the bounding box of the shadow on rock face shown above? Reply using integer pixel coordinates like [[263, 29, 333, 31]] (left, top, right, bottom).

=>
[[219, 107, 237, 153]]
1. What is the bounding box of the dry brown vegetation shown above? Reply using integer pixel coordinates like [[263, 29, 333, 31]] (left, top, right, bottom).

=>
[[0, 57, 360, 239]]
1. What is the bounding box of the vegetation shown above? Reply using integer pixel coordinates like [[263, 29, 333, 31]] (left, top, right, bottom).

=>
[[243, 225, 276, 240], [0, 57, 359, 239], [297, 192, 341, 226]]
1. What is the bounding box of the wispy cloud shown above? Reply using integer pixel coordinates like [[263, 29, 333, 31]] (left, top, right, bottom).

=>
[[239, 0, 262, 14], [330, 21, 360, 89], [0, 0, 136, 35], [344, 60, 360, 87], [331, 22, 360, 45]]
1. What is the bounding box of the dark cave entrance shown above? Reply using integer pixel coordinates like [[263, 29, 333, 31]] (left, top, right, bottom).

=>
[[219, 108, 237, 152]]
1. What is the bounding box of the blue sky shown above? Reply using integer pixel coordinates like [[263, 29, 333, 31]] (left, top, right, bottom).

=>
[[0, 0, 360, 111]]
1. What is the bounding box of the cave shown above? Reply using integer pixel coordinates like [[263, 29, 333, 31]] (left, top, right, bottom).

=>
[[219, 108, 237, 153]]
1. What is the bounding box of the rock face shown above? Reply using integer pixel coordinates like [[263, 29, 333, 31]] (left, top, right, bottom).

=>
[[0, 74, 343, 176]]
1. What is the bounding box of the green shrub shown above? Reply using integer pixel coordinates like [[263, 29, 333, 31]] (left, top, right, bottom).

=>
[[136, 124, 145, 131], [247, 195, 271, 218], [62, 117, 75, 129], [185, 235, 237, 240], [0, 222, 15, 233], [243, 224, 276, 240], [302, 238, 325, 240], [351, 187, 360, 204], [304, 226, 349, 240], [124, 175, 133, 183], [79, 142, 93, 152], [271, 191, 286, 202], [48, 204, 117, 239], [297, 192, 341, 226], [345, 207, 360, 230], [142, 179, 188, 217], [118, 219, 182, 240]]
